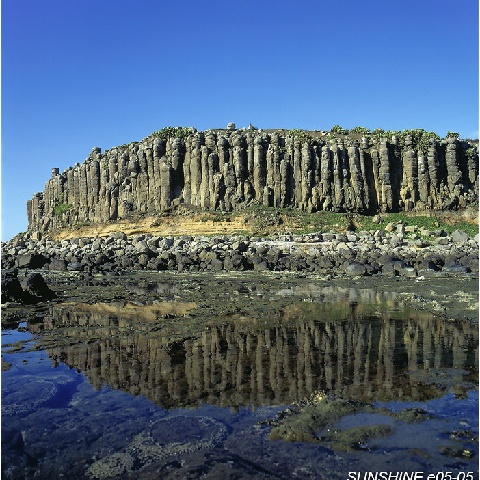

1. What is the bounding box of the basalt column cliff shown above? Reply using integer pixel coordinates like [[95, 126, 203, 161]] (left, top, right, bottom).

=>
[[27, 126, 479, 234]]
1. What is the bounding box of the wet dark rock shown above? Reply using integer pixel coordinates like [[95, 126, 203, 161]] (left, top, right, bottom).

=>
[[21, 273, 56, 301], [443, 254, 462, 268], [441, 447, 475, 459], [382, 261, 404, 276], [252, 258, 269, 271], [1, 269, 28, 303], [1, 269, 55, 304]]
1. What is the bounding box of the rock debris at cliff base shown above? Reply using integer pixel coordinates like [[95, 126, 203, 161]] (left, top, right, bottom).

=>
[[3, 224, 478, 278]]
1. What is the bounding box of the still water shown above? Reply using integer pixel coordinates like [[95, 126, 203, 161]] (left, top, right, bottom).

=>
[[2, 281, 478, 479]]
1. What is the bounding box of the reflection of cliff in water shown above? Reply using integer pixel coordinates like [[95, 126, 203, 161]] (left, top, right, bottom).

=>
[[38, 298, 478, 409]]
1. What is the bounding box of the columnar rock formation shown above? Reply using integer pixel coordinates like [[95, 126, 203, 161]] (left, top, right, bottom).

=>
[[27, 127, 479, 234]]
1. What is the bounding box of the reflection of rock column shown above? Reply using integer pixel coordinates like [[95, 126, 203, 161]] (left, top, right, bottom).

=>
[[377, 320, 394, 391], [404, 322, 421, 371], [353, 323, 366, 389], [452, 325, 467, 368], [42, 304, 478, 408]]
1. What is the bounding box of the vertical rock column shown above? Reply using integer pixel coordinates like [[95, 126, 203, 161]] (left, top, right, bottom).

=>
[[222, 133, 238, 211], [144, 144, 157, 213], [252, 134, 268, 206], [318, 144, 333, 211], [266, 133, 279, 207], [188, 133, 203, 207], [214, 134, 228, 210], [359, 137, 377, 212], [377, 139, 394, 212], [182, 138, 192, 206], [331, 140, 345, 210], [107, 149, 119, 221], [159, 151, 173, 210], [116, 149, 133, 218], [292, 138, 302, 208], [232, 132, 248, 205], [426, 141, 439, 206], [417, 149, 431, 208], [136, 145, 150, 213], [445, 137, 463, 198], [77, 161, 89, 222], [86, 158, 100, 222], [466, 145, 479, 187], [44, 169, 64, 229], [338, 139, 355, 211], [200, 136, 212, 209], [27, 193, 44, 232], [168, 137, 185, 201], [300, 141, 314, 210], [400, 136, 418, 211], [347, 143, 366, 212]]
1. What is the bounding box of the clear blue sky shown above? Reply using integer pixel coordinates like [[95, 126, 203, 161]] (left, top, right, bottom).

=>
[[2, 0, 478, 241]]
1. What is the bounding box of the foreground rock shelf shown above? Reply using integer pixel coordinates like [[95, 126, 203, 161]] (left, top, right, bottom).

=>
[[2, 271, 478, 479]]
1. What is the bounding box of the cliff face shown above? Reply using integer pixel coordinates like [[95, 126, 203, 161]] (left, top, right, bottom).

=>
[[27, 127, 479, 234]]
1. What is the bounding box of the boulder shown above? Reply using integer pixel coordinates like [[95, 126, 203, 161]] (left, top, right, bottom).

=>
[[1, 254, 15, 269], [458, 254, 479, 272], [442, 265, 470, 274], [451, 230, 469, 243], [21, 273, 56, 301], [435, 237, 450, 246], [224, 253, 247, 271], [67, 262, 83, 271], [134, 241, 153, 256], [109, 231, 127, 241], [344, 262, 366, 276], [399, 267, 417, 278], [49, 258, 68, 271], [15, 253, 49, 269], [2, 269, 55, 304], [1, 269, 27, 303]]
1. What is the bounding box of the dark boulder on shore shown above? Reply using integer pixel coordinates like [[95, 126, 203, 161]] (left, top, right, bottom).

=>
[[1, 269, 56, 304], [1, 269, 27, 304], [21, 272, 57, 301]]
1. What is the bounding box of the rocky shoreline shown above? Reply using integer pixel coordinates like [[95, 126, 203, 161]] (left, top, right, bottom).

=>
[[2, 223, 478, 279]]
